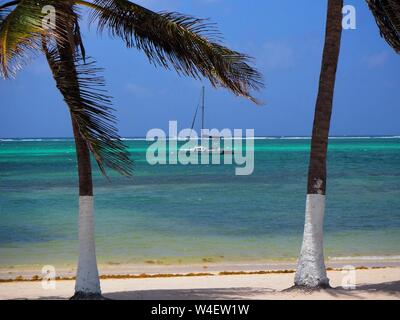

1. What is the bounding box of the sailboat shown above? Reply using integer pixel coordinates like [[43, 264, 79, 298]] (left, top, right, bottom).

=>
[[183, 86, 231, 155]]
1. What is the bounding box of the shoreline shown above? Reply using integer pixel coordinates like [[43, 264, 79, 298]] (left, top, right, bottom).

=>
[[0, 266, 394, 283], [1, 257, 400, 282]]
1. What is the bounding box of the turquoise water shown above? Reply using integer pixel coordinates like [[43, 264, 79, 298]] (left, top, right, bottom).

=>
[[0, 137, 399, 267]]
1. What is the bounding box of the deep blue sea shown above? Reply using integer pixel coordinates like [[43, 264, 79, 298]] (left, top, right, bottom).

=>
[[0, 137, 399, 268]]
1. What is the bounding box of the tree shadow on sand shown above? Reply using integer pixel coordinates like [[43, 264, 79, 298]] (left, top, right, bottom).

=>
[[104, 287, 275, 300], [34, 281, 400, 300], [324, 281, 400, 299], [103, 281, 400, 300]]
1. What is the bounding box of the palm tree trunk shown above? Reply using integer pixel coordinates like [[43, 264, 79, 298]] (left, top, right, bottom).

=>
[[294, 0, 343, 288], [71, 119, 101, 299], [43, 3, 101, 299]]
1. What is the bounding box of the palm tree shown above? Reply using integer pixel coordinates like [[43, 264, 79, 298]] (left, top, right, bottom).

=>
[[294, 0, 343, 288], [0, 0, 262, 299], [295, 0, 400, 288]]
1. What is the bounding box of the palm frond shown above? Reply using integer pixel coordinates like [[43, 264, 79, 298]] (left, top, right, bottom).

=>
[[74, 17, 87, 62], [43, 39, 133, 177], [0, 0, 66, 78], [79, 0, 263, 103], [367, 0, 400, 54]]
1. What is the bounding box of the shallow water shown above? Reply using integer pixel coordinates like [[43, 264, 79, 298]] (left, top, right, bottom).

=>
[[0, 137, 399, 267]]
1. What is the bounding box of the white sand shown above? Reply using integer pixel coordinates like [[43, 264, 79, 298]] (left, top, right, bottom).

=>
[[1, 267, 399, 300]]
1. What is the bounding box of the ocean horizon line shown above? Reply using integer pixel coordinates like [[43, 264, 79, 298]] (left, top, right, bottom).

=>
[[1, 135, 400, 142]]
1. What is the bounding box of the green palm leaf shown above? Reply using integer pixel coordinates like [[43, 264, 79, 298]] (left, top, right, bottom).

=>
[[1, 1, 47, 77], [80, 0, 263, 103], [0, 0, 74, 78], [43, 39, 133, 177]]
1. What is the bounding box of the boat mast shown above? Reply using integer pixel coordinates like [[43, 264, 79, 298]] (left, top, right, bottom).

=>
[[201, 86, 205, 132]]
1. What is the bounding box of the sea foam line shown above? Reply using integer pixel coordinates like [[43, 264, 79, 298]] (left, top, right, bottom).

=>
[[329, 255, 400, 261], [1, 136, 399, 142]]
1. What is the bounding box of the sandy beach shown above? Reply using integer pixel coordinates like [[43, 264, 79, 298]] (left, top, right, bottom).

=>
[[1, 264, 399, 300]]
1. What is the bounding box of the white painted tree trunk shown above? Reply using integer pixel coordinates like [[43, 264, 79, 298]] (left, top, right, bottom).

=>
[[294, 194, 329, 288], [75, 196, 101, 294]]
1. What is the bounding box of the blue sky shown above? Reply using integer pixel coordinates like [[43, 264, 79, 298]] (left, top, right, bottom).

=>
[[1, 0, 399, 138]]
